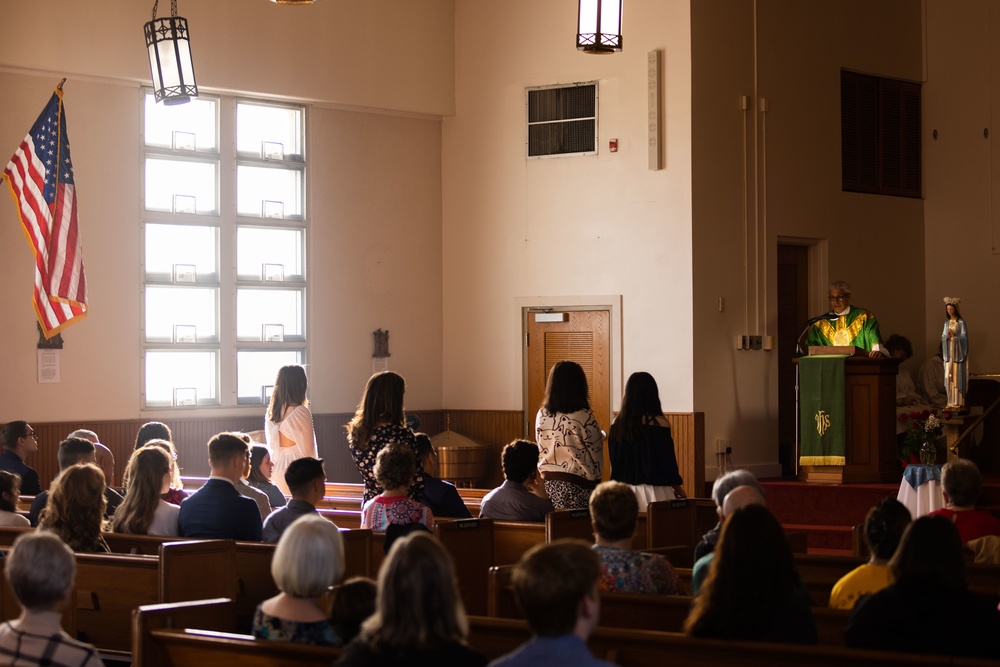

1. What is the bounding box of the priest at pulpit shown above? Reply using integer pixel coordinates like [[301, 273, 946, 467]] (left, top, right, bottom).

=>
[[805, 281, 886, 358]]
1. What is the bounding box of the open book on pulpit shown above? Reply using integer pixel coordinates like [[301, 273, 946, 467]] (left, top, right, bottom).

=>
[[807, 345, 865, 356]]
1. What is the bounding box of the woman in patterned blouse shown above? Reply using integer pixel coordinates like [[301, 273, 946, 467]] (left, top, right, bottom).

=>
[[590, 481, 680, 595], [361, 445, 433, 531], [535, 361, 604, 509], [346, 372, 424, 503]]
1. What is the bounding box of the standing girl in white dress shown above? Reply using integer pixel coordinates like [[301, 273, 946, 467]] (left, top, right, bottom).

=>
[[266, 365, 318, 496]]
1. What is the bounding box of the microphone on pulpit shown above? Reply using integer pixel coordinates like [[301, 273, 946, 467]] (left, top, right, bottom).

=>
[[795, 311, 840, 356]]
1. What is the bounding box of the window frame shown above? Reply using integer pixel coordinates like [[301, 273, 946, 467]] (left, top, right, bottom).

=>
[[140, 88, 309, 411]]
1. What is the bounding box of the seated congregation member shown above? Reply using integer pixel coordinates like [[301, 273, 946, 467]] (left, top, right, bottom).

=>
[[608, 372, 685, 508], [336, 532, 487, 666], [829, 497, 910, 610], [691, 484, 766, 594], [178, 433, 262, 541], [845, 515, 1000, 659], [361, 445, 433, 532], [140, 439, 188, 505], [249, 444, 287, 510], [0, 471, 29, 527], [263, 457, 327, 543], [414, 433, 471, 518], [234, 434, 273, 520], [693, 469, 764, 562], [479, 440, 554, 522], [330, 577, 378, 645], [684, 503, 817, 644], [110, 446, 180, 536], [0, 532, 103, 667], [254, 514, 344, 645], [39, 464, 110, 553], [134, 420, 172, 451], [30, 437, 123, 527], [67, 428, 116, 488], [928, 458, 1000, 542], [590, 481, 680, 595], [0, 421, 41, 496], [488, 540, 612, 667]]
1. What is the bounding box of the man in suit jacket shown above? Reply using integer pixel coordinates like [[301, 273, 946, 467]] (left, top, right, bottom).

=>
[[178, 432, 263, 541]]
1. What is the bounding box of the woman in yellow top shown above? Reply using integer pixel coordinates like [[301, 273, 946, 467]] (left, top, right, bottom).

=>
[[828, 498, 911, 610]]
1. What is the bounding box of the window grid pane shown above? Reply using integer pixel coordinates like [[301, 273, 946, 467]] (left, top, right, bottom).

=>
[[236, 165, 303, 219], [145, 223, 219, 280], [145, 350, 219, 406], [236, 349, 305, 404], [145, 158, 219, 214], [236, 226, 305, 280]]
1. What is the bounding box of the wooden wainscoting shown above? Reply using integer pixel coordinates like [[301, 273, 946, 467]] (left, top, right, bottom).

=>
[[663, 413, 705, 500], [22, 410, 702, 495]]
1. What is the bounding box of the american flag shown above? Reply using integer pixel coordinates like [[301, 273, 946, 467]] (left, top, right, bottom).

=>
[[2, 86, 88, 338]]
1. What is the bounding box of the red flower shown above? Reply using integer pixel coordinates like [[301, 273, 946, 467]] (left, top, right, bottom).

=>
[[898, 413, 908, 422], [944, 410, 953, 420], [920, 410, 930, 420]]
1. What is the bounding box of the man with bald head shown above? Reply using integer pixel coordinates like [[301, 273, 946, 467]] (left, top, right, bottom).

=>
[[691, 484, 767, 595]]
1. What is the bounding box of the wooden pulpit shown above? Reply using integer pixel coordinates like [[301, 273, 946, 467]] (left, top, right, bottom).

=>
[[796, 351, 900, 484]]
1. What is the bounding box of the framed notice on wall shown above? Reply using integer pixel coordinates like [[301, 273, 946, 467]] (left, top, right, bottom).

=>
[[37, 349, 60, 383]]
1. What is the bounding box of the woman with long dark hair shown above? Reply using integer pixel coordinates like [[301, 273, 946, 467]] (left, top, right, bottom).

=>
[[266, 365, 318, 496], [684, 504, 816, 644], [0, 471, 28, 527], [248, 444, 287, 509], [846, 515, 1000, 659], [346, 372, 424, 504], [111, 446, 179, 536], [608, 371, 684, 508], [535, 361, 604, 509]]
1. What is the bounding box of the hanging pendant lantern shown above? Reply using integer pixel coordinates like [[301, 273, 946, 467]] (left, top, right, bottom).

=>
[[577, 0, 623, 54], [144, 0, 198, 105]]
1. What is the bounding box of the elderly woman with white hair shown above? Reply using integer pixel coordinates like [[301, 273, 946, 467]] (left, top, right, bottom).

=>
[[0, 532, 104, 666], [253, 514, 345, 645]]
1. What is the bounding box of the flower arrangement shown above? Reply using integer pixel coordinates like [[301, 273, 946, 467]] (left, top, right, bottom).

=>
[[898, 409, 949, 462]]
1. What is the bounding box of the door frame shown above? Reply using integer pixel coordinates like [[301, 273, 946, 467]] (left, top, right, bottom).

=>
[[516, 295, 623, 437]]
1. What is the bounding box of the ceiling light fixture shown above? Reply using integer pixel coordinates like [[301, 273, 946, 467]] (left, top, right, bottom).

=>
[[577, 0, 623, 54], [144, 0, 198, 105]]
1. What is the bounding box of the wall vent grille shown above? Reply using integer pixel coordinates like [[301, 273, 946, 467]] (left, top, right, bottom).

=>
[[526, 83, 598, 158]]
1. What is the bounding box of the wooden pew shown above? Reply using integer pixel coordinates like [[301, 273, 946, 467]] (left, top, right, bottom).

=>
[[493, 520, 545, 566], [134, 600, 998, 667], [488, 564, 851, 644], [646, 499, 698, 567], [75, 540, 237, 654], [466, 616, 1000, 667], [434, 518, 494, 616]]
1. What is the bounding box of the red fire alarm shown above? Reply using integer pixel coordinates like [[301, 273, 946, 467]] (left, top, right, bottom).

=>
[[609, 138, 618, 153]]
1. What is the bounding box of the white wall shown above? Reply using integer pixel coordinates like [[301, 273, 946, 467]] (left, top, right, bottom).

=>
[[692, 0, 925, 479], [0, 1, 450, 421], [0, 0, 455, 117], [924, 0, 1000, 370], [441, 0, 694, 417]]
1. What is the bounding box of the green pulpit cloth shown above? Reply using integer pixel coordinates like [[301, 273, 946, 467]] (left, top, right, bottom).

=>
[[799, 355, 847, 466]]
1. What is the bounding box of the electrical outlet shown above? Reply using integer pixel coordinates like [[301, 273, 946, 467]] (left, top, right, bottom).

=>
[[725, 446, 732, 455], [716, 438, 729, 454], [762, 335, 775, 351], [751, 335, 762, 350]]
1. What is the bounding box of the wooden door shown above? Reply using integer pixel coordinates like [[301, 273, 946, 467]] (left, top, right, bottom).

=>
[[525, 310, 611, 476], [777, 244, 809, 478]]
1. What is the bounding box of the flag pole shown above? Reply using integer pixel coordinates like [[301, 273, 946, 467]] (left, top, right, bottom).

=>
[[57, 78, 66, 91]]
